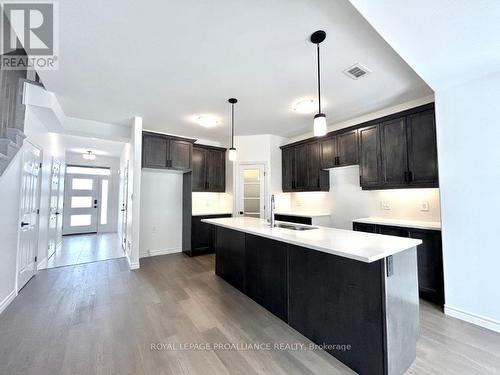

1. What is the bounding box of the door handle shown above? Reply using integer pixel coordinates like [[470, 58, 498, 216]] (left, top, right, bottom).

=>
[[21, 222, 30, 227], [55, 212, 60, 215], [121, 209, 126, 212]]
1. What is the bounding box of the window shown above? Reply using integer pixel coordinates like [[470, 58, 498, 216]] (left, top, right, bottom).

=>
[[100, 179, 108, 225], [71, 196, 92, 208], [70, 214, 92, 227], [66, 166, 111, 176], [72, 178, 93, 190]]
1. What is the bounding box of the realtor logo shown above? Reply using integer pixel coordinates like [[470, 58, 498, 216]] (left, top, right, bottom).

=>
[[0, 0, 58, 69]]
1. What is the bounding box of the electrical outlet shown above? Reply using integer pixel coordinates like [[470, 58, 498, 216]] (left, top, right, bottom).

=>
[[380, 200, 391, 210], [421, 201, 429, 212]]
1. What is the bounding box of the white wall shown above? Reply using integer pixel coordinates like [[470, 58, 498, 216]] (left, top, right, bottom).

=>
[[127, 117, 142, 269], [435, 72, 500, 331], [0, 150, 23, 313], [284, 165, 440, 230], [65, 152, 121, 233], [23, 107, 66, 268], [139, 170, 183, 257]]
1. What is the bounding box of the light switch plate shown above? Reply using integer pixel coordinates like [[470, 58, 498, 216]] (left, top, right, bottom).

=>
[[380, 200, 391, 210], [421, 201, 429, 212]]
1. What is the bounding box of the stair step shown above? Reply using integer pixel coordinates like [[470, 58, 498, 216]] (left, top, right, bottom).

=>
[[0, 138, 19, 158], [5, 128, 26, 146], [0, 152, 9, 175]]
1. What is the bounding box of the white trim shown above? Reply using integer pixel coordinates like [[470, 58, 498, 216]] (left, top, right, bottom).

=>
[[126, 253, 140, 270], [0, 290, 17, 314], [444, 305, 500, 333], [140, 247, 182, 258], [37, 257, 48, 270]]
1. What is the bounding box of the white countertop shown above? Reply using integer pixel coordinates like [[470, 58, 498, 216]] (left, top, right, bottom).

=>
[[202, 217, 421, 263], [192, 212, 232, 216], [274, 211, 331, 218], [353, 217, 441, 231]]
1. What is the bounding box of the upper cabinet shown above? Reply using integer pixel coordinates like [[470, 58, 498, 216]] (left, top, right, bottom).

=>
[[281, 141, 329, 192], [280, 103, 438, 192], [142, 131, 195, 171], [320, 129, 358, 169], [192, 145, 226, 192]]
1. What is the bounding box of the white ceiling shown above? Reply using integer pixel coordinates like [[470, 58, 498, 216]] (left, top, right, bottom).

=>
[[349, 0, 500, 91], [63, 134, 125, 157], [39, 0, 432, 143]]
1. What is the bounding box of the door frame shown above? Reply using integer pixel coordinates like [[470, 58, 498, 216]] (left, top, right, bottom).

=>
[[47, 158, 64, 259], [120, 161, 129, 251], [235, 162, 268, 219], [16, 140, 42, 292]]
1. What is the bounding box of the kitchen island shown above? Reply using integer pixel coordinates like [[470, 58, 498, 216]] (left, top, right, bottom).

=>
[[202, 217, 422, 375]]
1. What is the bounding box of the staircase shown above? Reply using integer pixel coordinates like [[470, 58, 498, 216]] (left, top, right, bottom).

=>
[[0, 128, 26, 174]]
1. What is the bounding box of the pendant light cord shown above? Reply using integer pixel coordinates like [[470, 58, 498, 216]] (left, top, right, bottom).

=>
[[231, 103, 235, 148], [317, 43, 322, 114]]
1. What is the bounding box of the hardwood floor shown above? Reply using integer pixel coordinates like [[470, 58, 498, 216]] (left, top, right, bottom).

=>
[[1, 253, 499, 375], [46, 233, 125, 269]]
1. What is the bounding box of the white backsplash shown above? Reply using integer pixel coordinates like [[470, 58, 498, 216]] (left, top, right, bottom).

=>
[[192, 192, 233, 214], [287, 165, 441, 229]]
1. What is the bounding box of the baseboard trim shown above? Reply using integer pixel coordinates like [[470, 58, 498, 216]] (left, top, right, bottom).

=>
[[0, 289, 17, 315], [445, 304, 500, 333], [37, 257, 48, 270], [126, 253, 140, 270], [140, 247, 181, 259]]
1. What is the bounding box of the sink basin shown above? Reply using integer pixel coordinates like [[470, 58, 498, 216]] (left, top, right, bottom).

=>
[[274, 223, 318, 231]]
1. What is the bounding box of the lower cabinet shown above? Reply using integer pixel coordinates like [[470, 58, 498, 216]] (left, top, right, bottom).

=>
[[353, 222, 444, 305], [186, 214, 232, 257], [215, 227, 246, 293]]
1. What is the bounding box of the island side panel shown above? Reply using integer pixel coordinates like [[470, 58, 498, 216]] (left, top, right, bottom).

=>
[[288, 244, 386, 375], [215, 226, 246, 293], [383, 247, 419, 375]]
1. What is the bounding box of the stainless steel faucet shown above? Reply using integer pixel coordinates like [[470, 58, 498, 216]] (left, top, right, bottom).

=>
[[269, 194, 275, 227]]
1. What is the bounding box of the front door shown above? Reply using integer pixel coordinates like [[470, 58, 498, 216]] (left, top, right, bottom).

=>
[[238, 164, 266, 218], [121, 162, 129, 250], [62, 174, 99, 235], [18, 142, 41, 291], [47, 159, 64, 258]]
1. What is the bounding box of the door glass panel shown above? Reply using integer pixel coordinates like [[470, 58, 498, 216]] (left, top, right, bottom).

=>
[[100, 179, 109, 225], [243, 168, 261, 217], [244, 183, 259, 198], [71, 196, 92, 208], [244, 198, 259, 213], [243, 169, 260, 182], [72, 178, 93, 190], [70, 214, 92, 227]]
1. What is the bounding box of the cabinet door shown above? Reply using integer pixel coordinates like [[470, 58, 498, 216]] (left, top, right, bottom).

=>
[[406, 110, 438, 186], [192, 147, 207, 191], [245, 234, 288, 321], [294, 143, 309, 190], [306, 141, 321, 190], [379, 225, 409, 238], [142, 133, 168, 168], [282, 147, 294, 192], [215, 227, 246, 293], [337, 129, 358, 167], [320, 136, 337, 169], [353, 222, 378, 233], [191, 216, 210, 253], [359, 125, 382, 188], [380, 118, 408, 187], [409, 229, 444, 305], [207, 149, 225, 192], [170, 139, 192, 170]]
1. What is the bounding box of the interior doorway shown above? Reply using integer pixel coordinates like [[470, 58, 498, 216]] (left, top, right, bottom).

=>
[[237, 163, 266, 218], [62, 165, 111, 235], [47, 159, 64, 259], [17, 141, 42, 291]]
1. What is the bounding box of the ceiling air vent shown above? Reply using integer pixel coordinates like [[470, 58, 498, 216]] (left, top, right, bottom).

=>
[[343, 63, 371, 80]]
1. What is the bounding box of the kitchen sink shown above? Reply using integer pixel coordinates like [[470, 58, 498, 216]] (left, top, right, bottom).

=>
[[274, 223, 318, 231]]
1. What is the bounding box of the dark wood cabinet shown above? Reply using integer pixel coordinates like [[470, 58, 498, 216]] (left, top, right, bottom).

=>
[[192, 145, 226, 192], [186, 214, 232, 256], [358, 124, 382, 188], [406, 110, 438, 186], [215, 227, 246, 293], [274, 214, 312, 225], [353, 221, 444, 305], [281, 141, 329, 192], [380, 118, 408, 187], [245, 234, 288, 321], [142, 131, 195, 171], [320, 130, 358, 169]]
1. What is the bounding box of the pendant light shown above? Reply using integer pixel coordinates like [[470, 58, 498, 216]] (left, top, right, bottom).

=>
[[82, 151, 96, 161], [228, 98, 238, 161], [311, 30, 327, 137]]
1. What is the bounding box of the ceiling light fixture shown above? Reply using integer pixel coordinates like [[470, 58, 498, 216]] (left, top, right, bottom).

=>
[[196, 114, 220, 128], [82, 151, 96, 160], [292, 98, 318, 114], [311, 30, 327, 137], [228, 98, 238, 162]]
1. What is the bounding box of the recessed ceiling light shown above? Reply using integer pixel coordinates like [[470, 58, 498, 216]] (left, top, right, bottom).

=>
[[195, 114, 220, 128], [292, 98, 318, 114], [82, 151, 96, 160]]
